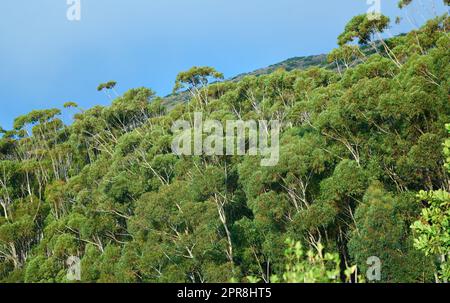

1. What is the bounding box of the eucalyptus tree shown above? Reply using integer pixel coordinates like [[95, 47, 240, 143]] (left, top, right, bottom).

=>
[[173, 66, 224, 106], [97, 81, 119, 99]]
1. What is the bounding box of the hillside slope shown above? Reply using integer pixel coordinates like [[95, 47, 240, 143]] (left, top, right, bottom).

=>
[[0, 14, 449, 283]]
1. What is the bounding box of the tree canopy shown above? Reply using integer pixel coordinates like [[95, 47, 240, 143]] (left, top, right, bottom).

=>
[[0, 12, 449, 283]]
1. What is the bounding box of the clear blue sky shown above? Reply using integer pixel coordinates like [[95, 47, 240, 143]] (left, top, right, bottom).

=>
[[0, 0, 447, 128]]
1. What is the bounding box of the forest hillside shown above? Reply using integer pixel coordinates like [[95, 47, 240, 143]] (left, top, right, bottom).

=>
[[0, 7, 449, 283]]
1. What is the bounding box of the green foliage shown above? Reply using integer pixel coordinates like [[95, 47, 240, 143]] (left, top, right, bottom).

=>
[[97, 81, 117, 92], [412, 190, 450, 281], [247, 239, 359, 283], [63, 102, 79, 109], [338, 14, 390, 46], [398, 0, 450, 9], [411, 124, 450, 282], [348, 182, 435, 282], [271, 239, 342, 283], [173, 66, 224, 106], [0, 13, 449, 283], [173, 66, 224, 94]]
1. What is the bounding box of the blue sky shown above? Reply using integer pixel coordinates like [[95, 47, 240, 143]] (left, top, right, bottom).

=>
[[0, 0, 447, 128]]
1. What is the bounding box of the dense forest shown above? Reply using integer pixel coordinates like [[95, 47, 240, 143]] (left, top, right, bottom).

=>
[[0, 1, 449, 283]]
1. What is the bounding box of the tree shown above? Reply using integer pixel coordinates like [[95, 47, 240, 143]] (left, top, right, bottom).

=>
[[337, 14, 390, 47], [1, 12, 449, 283], [63, 102, 79, 109], [173, 66, 224, 105], [246, 239, 357, 283], [97, 81, 119, 99], [348, 182, 435, 282], [327, 45, 364, 74]]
